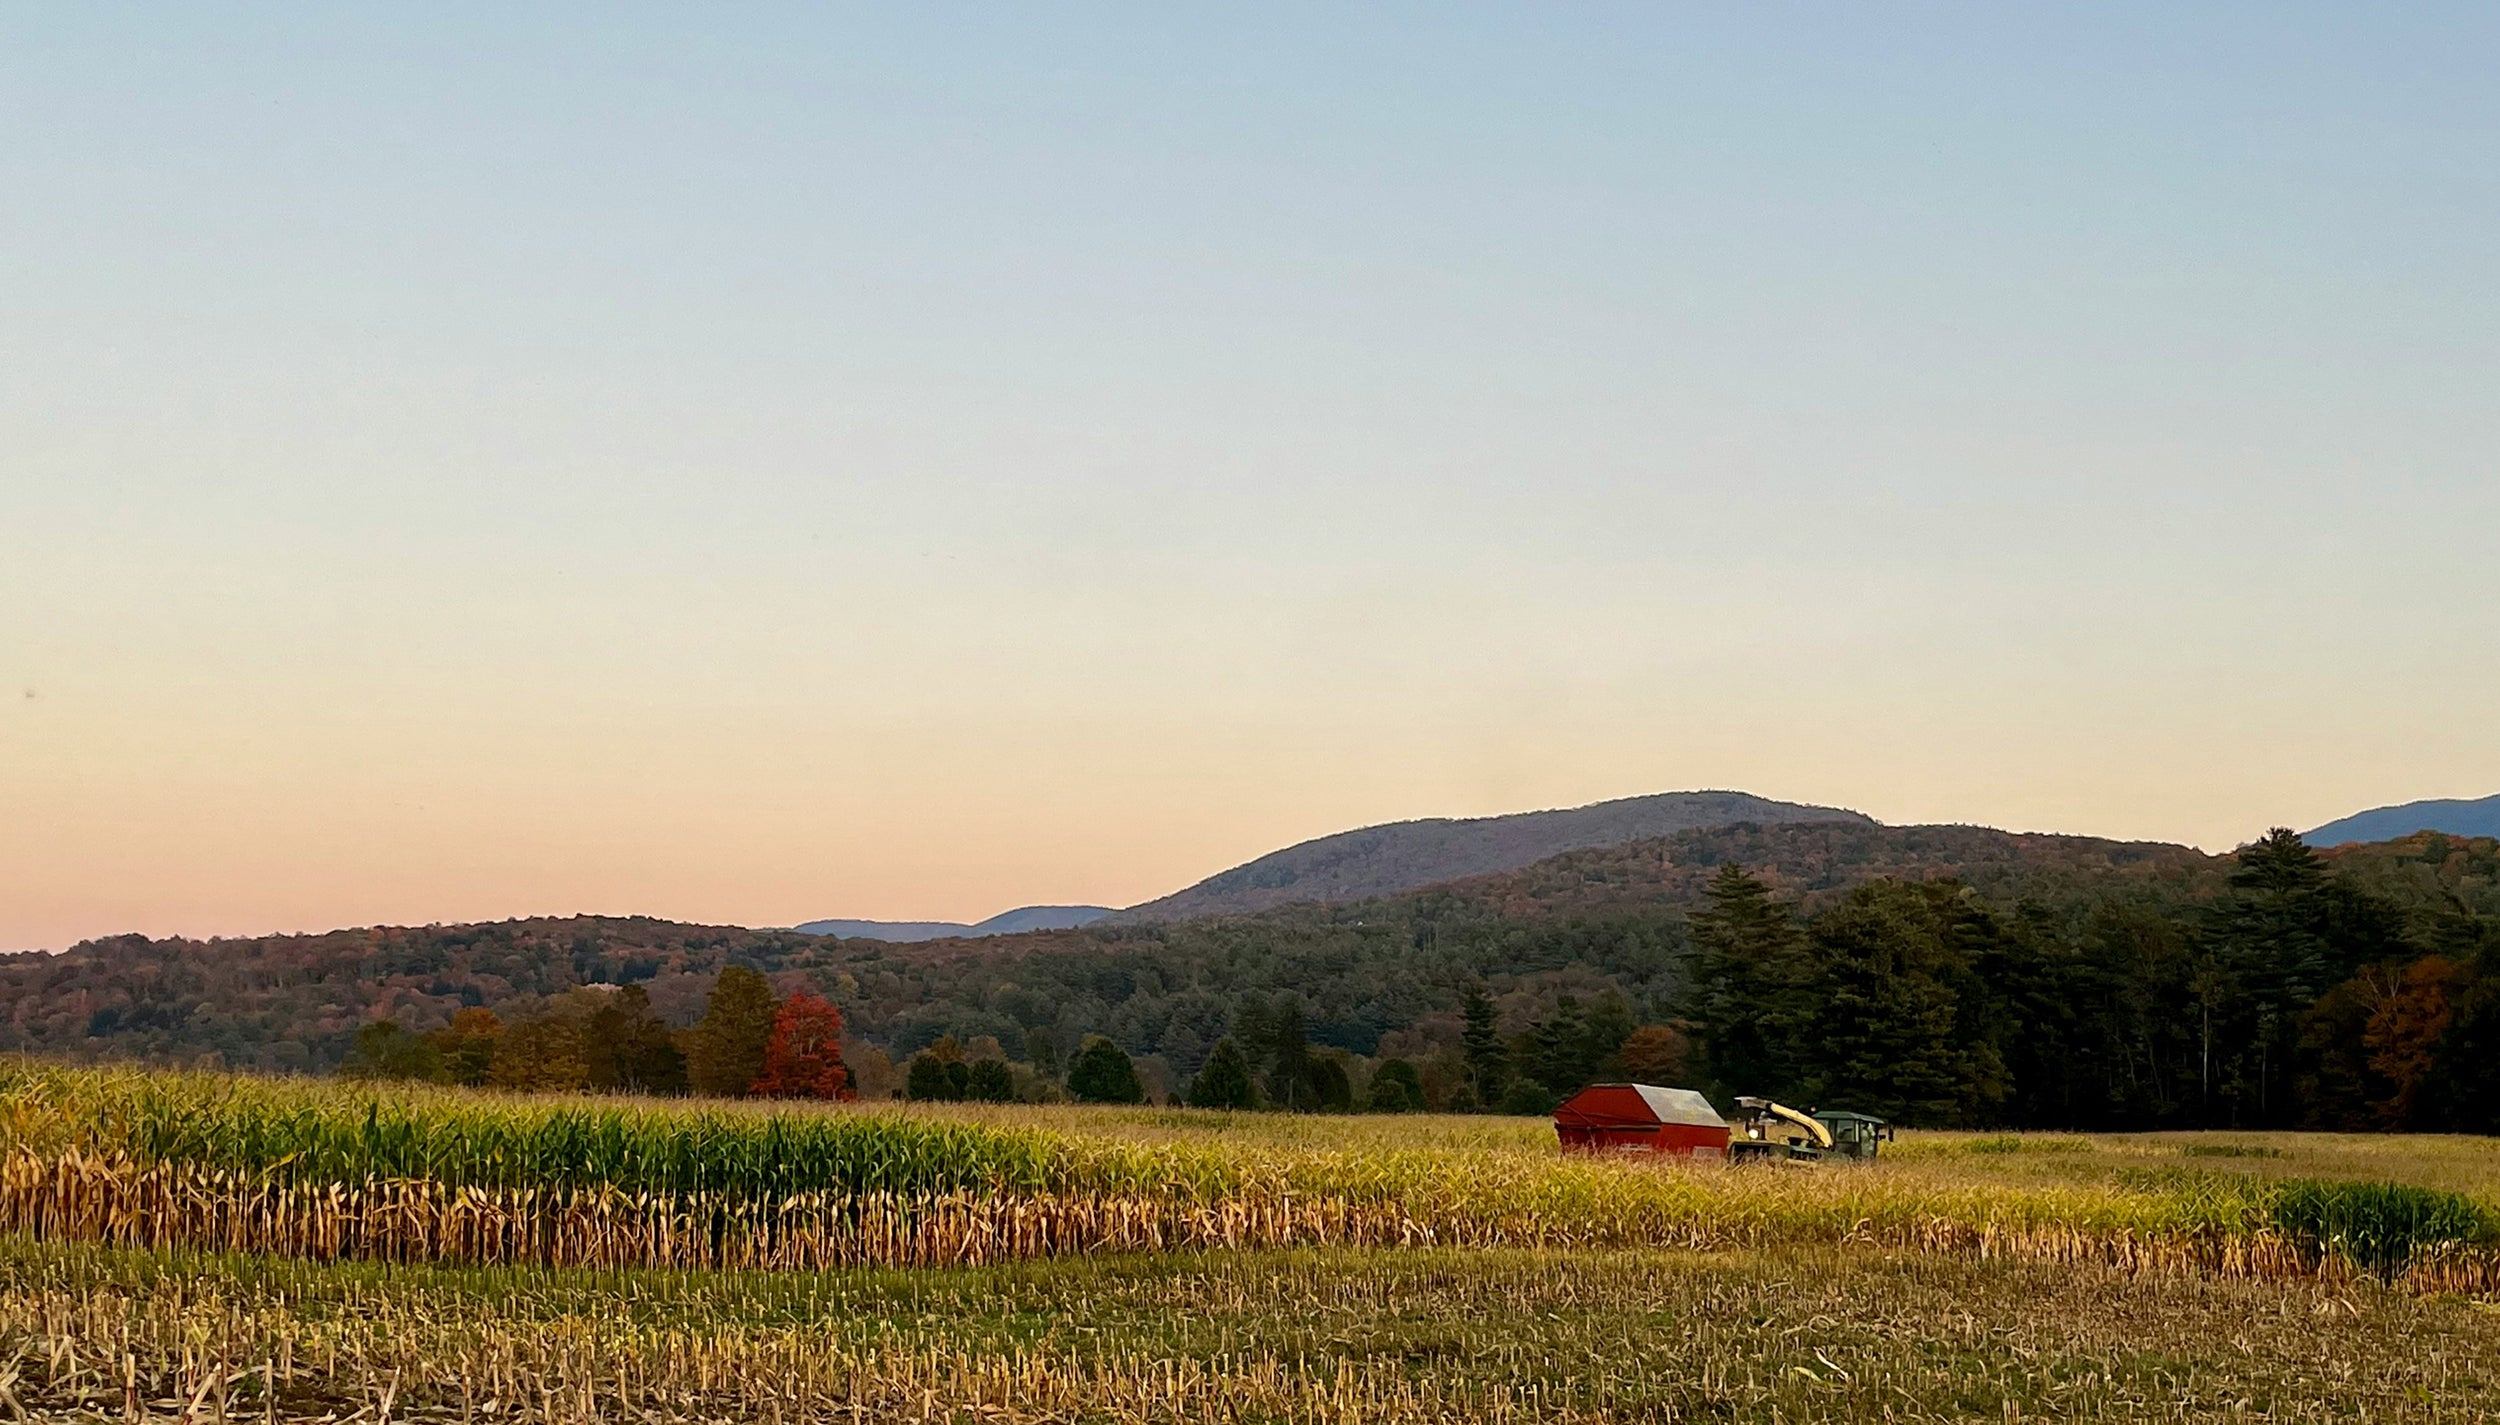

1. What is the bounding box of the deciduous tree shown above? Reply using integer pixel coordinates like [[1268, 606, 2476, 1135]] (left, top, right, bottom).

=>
[[751, 990, 854, 1100], [965, 1058, 1016, 1102], [342, 1021, 440, 1082], [586, 985, 686, 1094], [1607, 1024, 1691, 1084], [686, 966, 777, 1098], [430, 1007, 502, 1087], [1365, 1057, 1425, 1112]]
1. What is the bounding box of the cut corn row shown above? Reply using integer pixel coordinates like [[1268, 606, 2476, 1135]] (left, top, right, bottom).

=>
[[7, 1148, 2495, 1292], [0, 1278, 1603, 1425]]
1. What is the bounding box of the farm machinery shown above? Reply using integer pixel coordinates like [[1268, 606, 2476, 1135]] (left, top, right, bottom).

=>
[[1729, 1097, 1892, 1163]]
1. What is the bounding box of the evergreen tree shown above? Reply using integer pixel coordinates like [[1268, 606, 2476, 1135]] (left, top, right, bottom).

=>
[[1460, 985, 1508, 1109], [2207, 829, 2337, 1126], [1527, 997, 1592, 1095], [1240, 995, 1330, 1111], [1269, 999, 1315, 1110], [1581, 991, 1638, 1077], [1067, 1035, 1145, 1103], [1186, 1037, 1258, 1109], [1799, 882, 2006, 1126], [1687, 865, 1814, 1098], [686, 966, 778, 1097]]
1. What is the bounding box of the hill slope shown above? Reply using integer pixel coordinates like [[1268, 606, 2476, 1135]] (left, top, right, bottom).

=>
[[793, 905, 1111, 941], [2304, 793, 2500, 846], [1116, 790, 1872, 921]]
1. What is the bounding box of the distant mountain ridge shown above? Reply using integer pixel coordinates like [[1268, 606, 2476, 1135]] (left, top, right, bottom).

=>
[[793, 905, 1112, 942], [1114, 789, 1873, 922], [2304, 794, 2500, 847]]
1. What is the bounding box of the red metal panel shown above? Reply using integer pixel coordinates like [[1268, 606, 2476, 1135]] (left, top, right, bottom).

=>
[[1653, 1122, 1729, 1157], [1553, 1085, 1658, 1128], [1555, 1086, 1730, 1158]]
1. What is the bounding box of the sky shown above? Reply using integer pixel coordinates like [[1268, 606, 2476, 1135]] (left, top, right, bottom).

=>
[[5, 5, 2498, 951]]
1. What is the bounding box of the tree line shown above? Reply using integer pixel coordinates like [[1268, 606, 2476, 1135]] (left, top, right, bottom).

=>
[[317, 827, 2500, 1129], [27, 822, 2500, 1132], [872, 985, 1689, 1114], [1679, 830, 2500, 1130], [345, 966, 856, 1101], [338, 961, 1689, 1117]]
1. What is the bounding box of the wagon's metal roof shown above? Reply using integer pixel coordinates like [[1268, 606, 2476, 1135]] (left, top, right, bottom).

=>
[[1627, 1084, 1727, 1128], [1556, 1083, 1727, 1129]]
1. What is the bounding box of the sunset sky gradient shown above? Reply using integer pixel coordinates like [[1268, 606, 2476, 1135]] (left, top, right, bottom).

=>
[[6, 5, 2497, 950]]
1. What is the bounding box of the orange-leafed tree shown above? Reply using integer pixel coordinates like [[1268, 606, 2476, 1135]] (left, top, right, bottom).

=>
[[1608, 1024, 1693, 1084], [2365, 955, 2474, 1129], [751, 991, 855, 1100]]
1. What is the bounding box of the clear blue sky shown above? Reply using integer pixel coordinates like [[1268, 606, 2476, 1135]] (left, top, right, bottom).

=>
[[5, 5, 2497, 947]]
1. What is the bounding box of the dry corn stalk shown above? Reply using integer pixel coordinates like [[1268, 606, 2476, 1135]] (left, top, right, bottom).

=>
[[6, 1148, 2491, 1292]]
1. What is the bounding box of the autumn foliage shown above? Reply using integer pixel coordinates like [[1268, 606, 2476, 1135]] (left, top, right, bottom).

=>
[[751, 991, 855, 1100]]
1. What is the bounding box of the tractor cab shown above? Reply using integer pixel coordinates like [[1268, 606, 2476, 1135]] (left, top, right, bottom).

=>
[[1810, 1109, 1893, 1162]]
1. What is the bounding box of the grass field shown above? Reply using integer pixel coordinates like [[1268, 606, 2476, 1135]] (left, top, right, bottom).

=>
[[5, 1064, 2499, 1420]]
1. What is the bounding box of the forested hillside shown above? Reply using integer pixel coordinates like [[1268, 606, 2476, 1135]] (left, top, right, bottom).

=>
[[1114, 789, 1871, 920], [0, 821, 2176, 1075], [8, 822, 2498, 1132], [0, 917, 833, 1075]]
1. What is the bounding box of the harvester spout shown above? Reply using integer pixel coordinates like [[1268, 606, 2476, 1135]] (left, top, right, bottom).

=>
[[1765, 1100, 1833, 1151]]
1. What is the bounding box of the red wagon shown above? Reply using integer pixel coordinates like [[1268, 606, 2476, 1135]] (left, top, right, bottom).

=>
[[1554, 1084, 1729, 1159]]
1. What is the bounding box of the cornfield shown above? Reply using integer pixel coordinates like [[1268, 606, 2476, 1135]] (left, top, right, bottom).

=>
[[3, 1065, 2497, 1292]]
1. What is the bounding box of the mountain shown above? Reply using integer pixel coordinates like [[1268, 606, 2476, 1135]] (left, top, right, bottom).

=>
[[2304, 794, 2500, 847], [793, 905, 1112, 941], [1114, 790, 1873, 922], [792, 919, 968, 941], [963, 905, 1116, 936]]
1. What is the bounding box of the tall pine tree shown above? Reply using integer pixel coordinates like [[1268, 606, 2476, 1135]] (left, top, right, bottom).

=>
[[1801, 882, 2006, 1126], [1686, 865, 1813, 1099], [1460, 984, 1508, 1109]]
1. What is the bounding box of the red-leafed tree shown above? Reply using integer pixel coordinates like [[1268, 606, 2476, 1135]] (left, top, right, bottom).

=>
[[750, 990, 855, 1100]]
